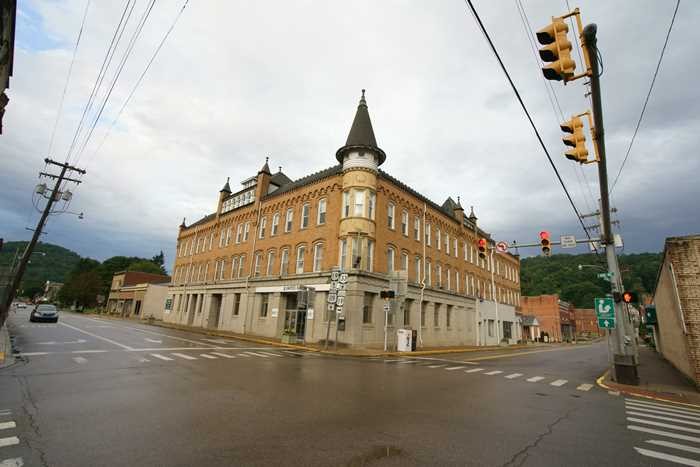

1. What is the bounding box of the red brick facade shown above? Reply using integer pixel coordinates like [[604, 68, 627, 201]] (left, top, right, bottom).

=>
[[574, 308, 600, 337], [520, 294, 577, 342]]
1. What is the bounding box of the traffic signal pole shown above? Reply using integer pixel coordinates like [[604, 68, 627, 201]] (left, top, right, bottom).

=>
[[583, 24, 639, 384]]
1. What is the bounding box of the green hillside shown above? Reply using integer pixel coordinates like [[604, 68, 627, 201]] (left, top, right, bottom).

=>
[[0, 241, 82, 297], [520, 252, 662, 308]]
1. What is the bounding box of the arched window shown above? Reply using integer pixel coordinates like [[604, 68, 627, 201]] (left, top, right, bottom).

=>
[[313, 243, 324, 272], [296, 245, 306, 274], [387, 246, 396, 273], [271, 212, 280, 235], [317, 198, 327, 225], [266, 249, 276, 276], [280, 248, 290, 276]]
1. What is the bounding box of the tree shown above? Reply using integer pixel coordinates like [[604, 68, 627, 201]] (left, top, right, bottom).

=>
[[151, 250, 165, 267], [128, 260, 165, 275]]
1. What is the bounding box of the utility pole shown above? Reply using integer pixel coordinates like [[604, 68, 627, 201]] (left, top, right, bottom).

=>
[[0, 159, 86, 329], [583, 24, 639, 384]]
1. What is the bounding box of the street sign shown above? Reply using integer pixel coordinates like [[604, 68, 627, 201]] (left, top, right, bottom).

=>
[[595, 297, 616, 329], [596, 272, 614, 281], [496, 241, 508, 253], [560, 235, 576, 249], [383, 302, 390, 312]]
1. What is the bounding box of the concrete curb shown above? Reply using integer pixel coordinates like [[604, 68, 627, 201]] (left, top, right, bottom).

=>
[[596, 370, 700, 408], [0, 324, 15, 369]]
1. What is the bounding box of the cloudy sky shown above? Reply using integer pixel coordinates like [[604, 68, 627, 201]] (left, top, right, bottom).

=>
[[2, 0, 697, 270]]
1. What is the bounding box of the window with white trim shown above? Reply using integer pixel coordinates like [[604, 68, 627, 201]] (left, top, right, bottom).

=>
[[436, 229, 441, 250], [296, 245, 306, 274], [231, 256, 239, 278], [243, 222, 250, 241], [266, 250, 275, 276], [285, 209, 293, 232], [387, 203, 395, 229], [445, 233, 450, 255], [401, 210, 408, 236], [414, 217, 420, 241], [436, 264, 442, 288], [280, 249, 289, 276], [387, 247, 395, 272], [454, 238, 458, 258], [313, 243, 324, 272], [271, 212, 280, 236], [426, 223, 431, 246], [339, 239, 348, 270], [237, 255, 245, 278], [368, 192, 376, 219], [301, 203, 310, 229], [317, 198, 327, 225], [235, 225, 243, 244], [415, 256, 421, 283], [401, 252, 408, 271], [343, 191, 350, 217], [354, 190, 365, 217], [253, 252, 262, 277], [259, 217, 267, 239]]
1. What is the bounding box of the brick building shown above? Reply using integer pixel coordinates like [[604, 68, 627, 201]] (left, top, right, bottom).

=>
[[167, 92, 522, 348], [520, 294, 577, 342], [652, 235, 700, 386], [107, 271, 171, 319], [573, 308, 600, 338]]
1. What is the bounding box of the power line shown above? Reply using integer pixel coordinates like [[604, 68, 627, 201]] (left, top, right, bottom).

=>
[[89, 0, 190, 163], [461, 0, 594, 243], [64, 0, 135, 164], [73, 0, 158, 166], [610, 0, 680, 194], [514, 0, 595, 215], [47, 0, 91, 160]]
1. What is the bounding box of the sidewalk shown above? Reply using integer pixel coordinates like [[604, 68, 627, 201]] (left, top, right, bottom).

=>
[[140, 316, 566, 357], [598, 344, 700, 406]]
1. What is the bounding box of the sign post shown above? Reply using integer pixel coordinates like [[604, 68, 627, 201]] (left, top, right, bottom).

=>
[[325, 268, 340, 350], [380, 290, 395, 351]]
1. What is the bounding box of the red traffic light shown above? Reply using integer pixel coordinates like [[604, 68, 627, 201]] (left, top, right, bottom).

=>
[[540, 231, 551, 257], [539, 231, 551, 240], [477, 238, 487, 259], [622, 291, 637, 304], [477, 238, 487, 248]]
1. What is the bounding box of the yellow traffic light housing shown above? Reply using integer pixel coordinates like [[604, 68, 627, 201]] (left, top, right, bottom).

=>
[[560, 111, 600, 164], [537, 19, 575, 82], [536, 9, 592, 84]]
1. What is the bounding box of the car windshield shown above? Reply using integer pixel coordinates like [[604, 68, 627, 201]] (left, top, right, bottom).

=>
[[36, 305, 57, 311]]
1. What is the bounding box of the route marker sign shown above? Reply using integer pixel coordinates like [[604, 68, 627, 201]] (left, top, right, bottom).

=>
[[595, 297, 616, 329], [560, 235, 576, 249]]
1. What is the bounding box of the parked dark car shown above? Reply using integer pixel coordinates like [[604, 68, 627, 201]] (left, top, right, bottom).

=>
[[30, 304, 59, 323]]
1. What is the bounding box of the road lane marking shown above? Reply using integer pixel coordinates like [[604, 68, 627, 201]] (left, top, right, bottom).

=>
[[628, 411, 700, 427], [629, 425, 700, 443], [16, 352, 49, 357], [200, 354, 218, 359], [626, 405, 700, 421], [627, 417, 700, 434], [627, 400, 700, 415], [59, 322, 133, 350], [505, 373, 523, 379], [484, 371, 503, 375], [37, 339, 86, 345], [465, 368, 484, 373], [0, 411, 10, 416], [527, 376, 545, 382], [72, 357, 87, 364], [397, 360, 417, 364], [283, 351, 306, 356], [0, 437, 19, 448], [211, 352, 236, 359], [258, 352, 283, 357], [171, 353, 197, 360], [145, 338, 162, 344], [633, 447, 700, 466], [445, 366, 465, 371], [428, 364, 446, 369], [646, 439, 700, 455], [550, 379, 568, 387], [577, 384, 594, 391], [245, 352, 270, 358], [138, 358, 150, 363], [0, 422, 16, 431], [0, 457, 24, 466], [150, 353, 173, 361], [237, 353, 252, 357], [71, 350, 107, 354]]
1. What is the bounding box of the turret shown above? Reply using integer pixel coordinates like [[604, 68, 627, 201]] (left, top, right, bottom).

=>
[[255, 156, 272, 202], [336, 90, 384, 271], [216, 178, 231, 218], [453, 196, 465, 220]]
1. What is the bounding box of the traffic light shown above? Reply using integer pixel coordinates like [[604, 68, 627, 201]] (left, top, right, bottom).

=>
[[477, 238, 487, 260], [539, 231, 551, 256], [561, 115, 588, 163], [622, 291, 637, 304], [536, 17, 575, 82]]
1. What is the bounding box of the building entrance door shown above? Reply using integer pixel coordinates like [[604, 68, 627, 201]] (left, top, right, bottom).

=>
[[207, 294, 222, 329], [283, 292, 307, 341]]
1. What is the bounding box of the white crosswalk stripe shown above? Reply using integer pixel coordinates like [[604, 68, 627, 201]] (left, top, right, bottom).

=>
[[397, 360, 417, 364], [550, 379, 568, 387], [0, 422, 16, 431], [258, 352, 283, 358], [245, 352, 270, 358], [626, 398, 700, 466], [526, 376, 545, 382], [0, 457, 24, 466], [200, 354, 217, 359], [72, 356, 87, 364], [150, 353, 173, 361], [505, 373, 523, 379], [577, 384, 594, 391], [171, 353, 197, 360], [427, 364, 446, 369], [484, 370, 503, 376], [0, 437, 19, 448], [211, 352, 236, 359], [465, 368, 484, 373], [445, 366, 466, 371]]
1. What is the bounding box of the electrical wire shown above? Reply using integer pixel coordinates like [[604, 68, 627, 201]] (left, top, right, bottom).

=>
[[47, 0, 91, 162], [610, 0, 680, 194], [461, 0, 594, 244], [72, 0, 158, 166], [64, 0, 135, 165]]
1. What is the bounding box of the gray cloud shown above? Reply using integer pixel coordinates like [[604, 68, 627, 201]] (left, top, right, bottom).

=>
[[1, 0, 698, 270]]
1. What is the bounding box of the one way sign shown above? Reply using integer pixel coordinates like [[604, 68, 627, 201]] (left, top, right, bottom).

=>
[[595, 297, 616, 329]]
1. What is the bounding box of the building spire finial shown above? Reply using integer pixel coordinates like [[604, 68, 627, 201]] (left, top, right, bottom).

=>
[[360, 89, 366, 106]]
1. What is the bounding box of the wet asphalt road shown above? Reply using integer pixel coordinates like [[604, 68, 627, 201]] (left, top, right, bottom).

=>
[[0, 310, 689, 466]]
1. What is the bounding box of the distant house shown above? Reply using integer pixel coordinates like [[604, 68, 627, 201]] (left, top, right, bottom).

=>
[[106, 271, 171, 320], [652, 234, 700, 386], [573, 308, 600, 338], [519, 294, 577, 342]]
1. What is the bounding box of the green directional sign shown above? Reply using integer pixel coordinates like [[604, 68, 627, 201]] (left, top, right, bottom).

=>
[[595, 297, 616, 329]]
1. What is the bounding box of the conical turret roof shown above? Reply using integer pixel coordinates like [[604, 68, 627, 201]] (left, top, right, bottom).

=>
[[336, 90, 386, 164]]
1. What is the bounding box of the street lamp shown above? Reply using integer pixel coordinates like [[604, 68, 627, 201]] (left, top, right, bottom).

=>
[[578, 264, 605, 271]]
